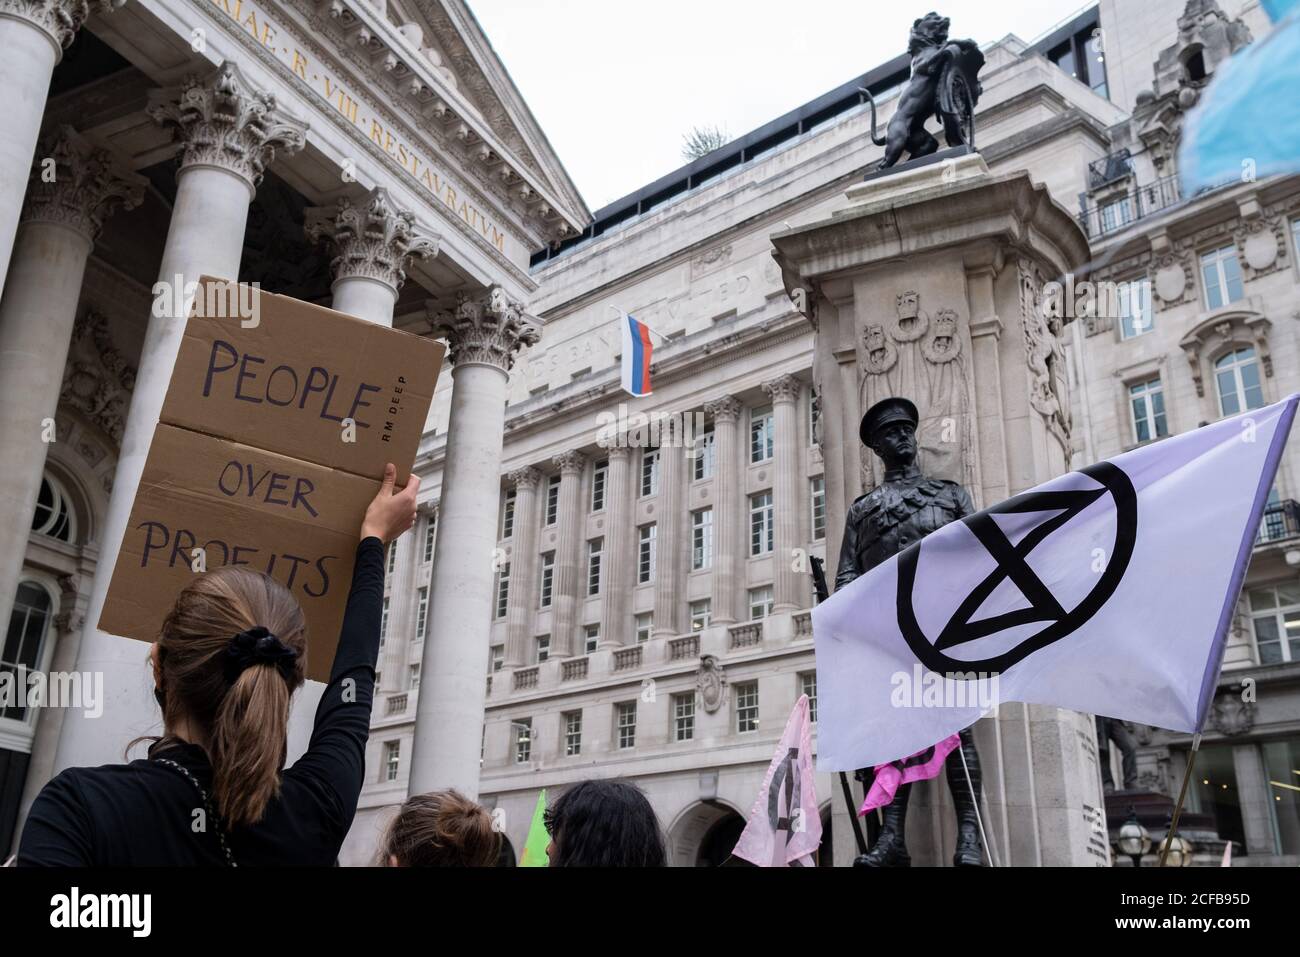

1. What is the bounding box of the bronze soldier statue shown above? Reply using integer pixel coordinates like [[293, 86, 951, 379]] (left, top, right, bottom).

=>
[[837, 396, 985, 867]]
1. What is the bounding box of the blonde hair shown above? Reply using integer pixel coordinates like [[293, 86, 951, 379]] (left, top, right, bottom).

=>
[[153, 566, 306, 829], [380, 790, 502, 867]]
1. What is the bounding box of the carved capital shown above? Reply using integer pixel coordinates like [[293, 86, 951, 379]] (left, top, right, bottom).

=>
[[305, 186, 439, 291], [508, 465, 543, 489], [704, 395, 744, 422], [552, 450, 586, 475], [606, 445, 634, 461], [147, 61, 308, 192], [761, 373, 801, 404], [21, 126, 145, 241], [0, 0, 121, 54], [429, 286, 539, 372]]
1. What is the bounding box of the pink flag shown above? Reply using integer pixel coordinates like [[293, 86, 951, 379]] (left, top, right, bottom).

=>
[[858, 735, 961, 816], [732, 695, 821, 867]]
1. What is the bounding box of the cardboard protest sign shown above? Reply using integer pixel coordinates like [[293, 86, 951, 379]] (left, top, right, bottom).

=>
[[100, 277, 444, 681]]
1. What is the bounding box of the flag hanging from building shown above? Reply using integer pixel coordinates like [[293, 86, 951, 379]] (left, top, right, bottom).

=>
[[619, 310, 654, 397], [859, 735, 960, 816], [519, 789, 549, 867], [814, 395, 1298, 771], [732, 694, 821, 867]]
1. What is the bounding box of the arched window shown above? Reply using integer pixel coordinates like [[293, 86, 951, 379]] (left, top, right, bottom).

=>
[[1, 582, 53, 721], [31, 474, 75, 543], [1215, 347, 1264, 417]]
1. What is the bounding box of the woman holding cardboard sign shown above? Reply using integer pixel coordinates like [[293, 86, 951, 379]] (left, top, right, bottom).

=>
[[17, 464, 417, 866]]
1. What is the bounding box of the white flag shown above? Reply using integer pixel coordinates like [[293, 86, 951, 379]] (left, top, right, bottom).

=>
[[814, 395, 1297, 771]]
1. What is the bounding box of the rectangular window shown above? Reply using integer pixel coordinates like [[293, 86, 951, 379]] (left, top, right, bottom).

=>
[[495, 562, 510, 618], [415, 586, 428, 637], [1248, 582, 1300, 664], [750, 491, 774, 556], [750, 407, 774, 463], [809, 391, 822, 447], [409, 663, 420, 691], [423, 516, 437, 563], [1129, 379, 1168, 444], [545, 475, 560, 526], [693, 427, 716, 481], [500, 489, 516, 540], [635, 612, 653, 644], [641, 448, 660, 497], [690, 599, 712, 632], [801, 672, 818, 723], [1216, 347, 1265, 417], [387, 541, 397, 574], [616, 701, 637, 749], [591, 459, 608, 512], [514, 719, 532, 763], [735, 681, 759, 733], [1201, 244, 1245, 310], [540, 552, 555, 608], [638, 524, 657, 583], [535, 635, 550, 663], [584, 624, 600, 654], [490, 645, 504, 673], [1100, 197, 1133, 235], [749, 586, 774, 620], [1119, 280, 1153, 339], [383, 740, 401, 781], [587, 539, 602, 596], [564, 711, 582, 756], [673, 693, 696, 742], [380, 598, 389, 646], [691, 508, 714, 570], [811, 476, 826, 541]]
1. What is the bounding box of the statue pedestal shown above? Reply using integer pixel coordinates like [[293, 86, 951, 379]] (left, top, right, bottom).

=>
[[774, 156, 1109, 866]]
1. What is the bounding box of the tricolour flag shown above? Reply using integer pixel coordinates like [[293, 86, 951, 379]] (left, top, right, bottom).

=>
[[620, 311, 654, 397], [814, 395, 1298, 771], [859, 735, 960, 816], [519, 789, 549, 866], [732, 694, 821, 867]]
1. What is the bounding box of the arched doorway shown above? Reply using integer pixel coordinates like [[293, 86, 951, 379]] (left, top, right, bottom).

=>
[[667, 799, 748, 867]]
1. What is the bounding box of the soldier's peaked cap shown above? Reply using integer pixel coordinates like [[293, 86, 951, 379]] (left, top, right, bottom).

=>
[[860, 397, 919, 447]]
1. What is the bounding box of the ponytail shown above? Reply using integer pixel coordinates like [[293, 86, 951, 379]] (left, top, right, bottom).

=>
[[152, 567, 307, 829]]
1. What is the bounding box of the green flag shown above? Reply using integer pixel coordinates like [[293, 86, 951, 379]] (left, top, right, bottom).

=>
[[519, 789, 549, 866]]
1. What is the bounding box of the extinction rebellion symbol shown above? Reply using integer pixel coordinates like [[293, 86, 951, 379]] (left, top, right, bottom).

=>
[[896, 461, 1137, 674]]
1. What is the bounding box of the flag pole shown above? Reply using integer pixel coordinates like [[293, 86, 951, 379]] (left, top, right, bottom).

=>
[[1158, 732, 1200, 867], [958, 743, 999, 867]]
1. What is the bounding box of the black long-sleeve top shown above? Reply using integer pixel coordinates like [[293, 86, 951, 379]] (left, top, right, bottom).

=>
[[18, 537, 385, 866]]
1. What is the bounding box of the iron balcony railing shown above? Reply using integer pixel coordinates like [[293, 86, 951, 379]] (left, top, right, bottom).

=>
[[1258, 500, 1300, 545], [1087, 148, 1133, 189], [1077, 174, 1182, 240]]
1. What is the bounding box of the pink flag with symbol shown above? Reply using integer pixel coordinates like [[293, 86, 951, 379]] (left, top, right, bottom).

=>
[[859, 735, 961, 816], [732, 694, 821, 867]]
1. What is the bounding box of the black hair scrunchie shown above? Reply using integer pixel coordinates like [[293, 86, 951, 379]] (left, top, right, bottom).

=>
[[223, 626, 299, 686]]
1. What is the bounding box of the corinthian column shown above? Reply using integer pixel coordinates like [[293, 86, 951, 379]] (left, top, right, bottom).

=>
[[0, 127, 143, 644], [305, 186, 439, 326], [503, 465, 542, 667], [0, 0, 122, 303], [653, 419, 685, 637], [550, 450, 586, 657], [705, 396, 743, 624], [53, 62, 307, 775], [764, 374, 805, 612], [599, 445, 633, 646], [410, 287, 539, 797]]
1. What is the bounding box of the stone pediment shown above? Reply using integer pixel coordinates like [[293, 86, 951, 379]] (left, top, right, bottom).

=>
[[313, 0, 590, 238]]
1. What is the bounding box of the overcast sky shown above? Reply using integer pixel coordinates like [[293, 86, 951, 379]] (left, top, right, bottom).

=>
[[467, 0, 1094, 210]]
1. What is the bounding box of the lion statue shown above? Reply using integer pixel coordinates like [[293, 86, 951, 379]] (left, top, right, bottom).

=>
[[863, 12, 984, 169]]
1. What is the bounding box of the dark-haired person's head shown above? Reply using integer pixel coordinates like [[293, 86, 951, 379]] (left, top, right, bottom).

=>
[[543, 779, 665, 867], [148, 565, 307, 829], [381, 790, 502, 866]]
